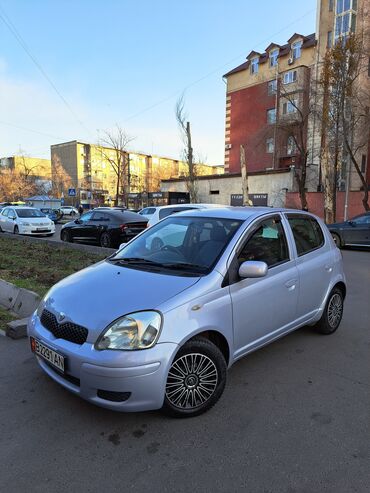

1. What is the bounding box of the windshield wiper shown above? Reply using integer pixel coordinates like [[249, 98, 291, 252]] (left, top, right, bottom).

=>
[[109, 257, 165, 267], [161, 262, 208, 273]]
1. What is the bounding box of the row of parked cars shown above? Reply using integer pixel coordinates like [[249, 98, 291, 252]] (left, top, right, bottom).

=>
[[1, 203, 369, 249]]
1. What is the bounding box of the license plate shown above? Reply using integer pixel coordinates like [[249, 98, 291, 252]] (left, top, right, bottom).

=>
[[30, 337, 65, 373], [36, 228, 48, 231]]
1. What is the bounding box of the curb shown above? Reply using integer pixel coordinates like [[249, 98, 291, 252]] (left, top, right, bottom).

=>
[[0, 279, 40, 339], [0, 231, 115, 256]]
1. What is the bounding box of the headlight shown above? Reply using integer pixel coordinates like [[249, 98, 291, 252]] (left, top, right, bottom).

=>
[[95, 311, 162, 351], [36, 291, 50, 317]]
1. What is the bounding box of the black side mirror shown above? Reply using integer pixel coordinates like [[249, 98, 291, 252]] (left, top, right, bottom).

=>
[[348, 220, 355, 226], [74, 219, 81, 224]]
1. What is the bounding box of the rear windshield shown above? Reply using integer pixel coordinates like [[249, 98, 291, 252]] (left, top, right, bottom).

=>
[[16, 209, 46, 218]]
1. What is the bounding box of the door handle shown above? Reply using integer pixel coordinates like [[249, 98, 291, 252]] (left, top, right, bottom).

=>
[[285, 279, 297, 290], [325, 265, 333, 272]]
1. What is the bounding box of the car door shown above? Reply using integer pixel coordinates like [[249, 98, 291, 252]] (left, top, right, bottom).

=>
[[344, 215, 370, 245], [5, 208, 16, 232], [0, 208, 10, 231], [89, 211, 110, 242], [229, 214, 299, 359], [286, 213, 332, 321], [70, 211, 94, 241]]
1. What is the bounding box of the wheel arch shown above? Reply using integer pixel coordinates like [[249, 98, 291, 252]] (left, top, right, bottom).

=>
[[179, 330, 231, 366], [333, 281, 346, 300]]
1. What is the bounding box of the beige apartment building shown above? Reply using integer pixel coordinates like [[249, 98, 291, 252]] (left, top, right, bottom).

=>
[[51, 140, 222, 207]]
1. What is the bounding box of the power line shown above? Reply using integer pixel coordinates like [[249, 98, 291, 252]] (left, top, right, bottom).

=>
[[0, 3, 92, 138], [0, 120, 65, 140], [123, 7, 316, 122]]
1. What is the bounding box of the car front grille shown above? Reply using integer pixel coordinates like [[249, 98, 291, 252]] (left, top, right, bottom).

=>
[[40, 309, 88, 345]]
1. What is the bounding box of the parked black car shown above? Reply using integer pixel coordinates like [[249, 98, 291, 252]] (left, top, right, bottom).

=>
[[60, 209, 148, 248], [328, 212, 370, 248]]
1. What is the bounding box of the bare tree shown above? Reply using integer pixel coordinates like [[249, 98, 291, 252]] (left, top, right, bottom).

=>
[[100, 125, 134, 206], [175, 95, 198, 203], [319, 32, 370, 219], [276, 71, 314, 211], [51, 154, 73, 198]]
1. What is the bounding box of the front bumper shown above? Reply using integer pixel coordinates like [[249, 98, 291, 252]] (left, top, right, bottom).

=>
[[19, 225, 55, 235], [27, 313, 178, 412]]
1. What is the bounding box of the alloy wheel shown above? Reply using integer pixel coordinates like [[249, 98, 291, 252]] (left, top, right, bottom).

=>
[[327, 293, 343, 328], [165, 353, 218, 410]]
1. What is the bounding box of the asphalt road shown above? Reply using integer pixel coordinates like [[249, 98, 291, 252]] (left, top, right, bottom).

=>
[[0, 250, 369, 493]]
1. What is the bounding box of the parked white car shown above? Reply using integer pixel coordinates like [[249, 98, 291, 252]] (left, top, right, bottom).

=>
[[0, 206, 55, 236], [60, 206, 79, 217], [144, 204, 226, 227]]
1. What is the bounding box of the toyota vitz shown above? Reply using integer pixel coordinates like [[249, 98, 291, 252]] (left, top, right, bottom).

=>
[[28, 208, 346, 417]]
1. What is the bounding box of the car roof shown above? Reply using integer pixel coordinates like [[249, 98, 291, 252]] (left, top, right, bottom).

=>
[[171, 206, 315, 221], [153, 203, 226, 211], [92, 209, 147, 221]]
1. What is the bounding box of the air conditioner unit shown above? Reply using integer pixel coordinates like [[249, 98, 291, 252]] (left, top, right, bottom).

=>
[[288, 57, 294, 65], [225, 143, 232, 150]]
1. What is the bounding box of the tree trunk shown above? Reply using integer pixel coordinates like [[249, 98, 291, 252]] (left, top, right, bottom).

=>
[[240, 145, 251, 206], [186, 121, 197, 203], [321, 149, 335, 223]]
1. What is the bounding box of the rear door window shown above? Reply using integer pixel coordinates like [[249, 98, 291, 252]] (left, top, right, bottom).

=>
[[287, 215, 325, 256], [91, 212, 109, 222]]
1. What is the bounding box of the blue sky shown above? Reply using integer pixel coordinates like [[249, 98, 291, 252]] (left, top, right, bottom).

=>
[[0, 0, 317, 164]]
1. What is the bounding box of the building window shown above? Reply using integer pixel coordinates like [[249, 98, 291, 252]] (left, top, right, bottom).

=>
[[292, 41, 302, 60], [327, 31, 332, 48], [283, 70, 297, 84], [269, 49, 279, 67], [250, 57, 259, 74], [287, 136, 297, 155], [329, 0, 334, 11], [210, 190, 220, 195], [266, 138, 274, 153], [267, 108, 277, 124], [335, 0, 357, 42], [283, 100, 298, 115], [268, 79, 277, 95]]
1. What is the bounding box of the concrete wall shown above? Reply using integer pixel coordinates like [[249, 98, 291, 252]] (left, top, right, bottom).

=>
[[161, 170, 294, 208]]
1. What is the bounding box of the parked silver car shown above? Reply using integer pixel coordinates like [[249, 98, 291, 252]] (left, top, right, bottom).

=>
[[28, 208, 346, 417]]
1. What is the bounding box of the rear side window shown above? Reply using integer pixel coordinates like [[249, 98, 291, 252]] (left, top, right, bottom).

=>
[[287, 215, 325, 256], [91, 212, 109, 221]]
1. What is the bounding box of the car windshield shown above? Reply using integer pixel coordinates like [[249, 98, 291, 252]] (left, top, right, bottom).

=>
[[16, 209, 46, 218], [109, 216, 242, 274]]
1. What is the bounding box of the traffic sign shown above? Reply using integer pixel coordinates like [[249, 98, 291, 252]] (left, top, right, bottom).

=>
[[68, 188, 76, 197]]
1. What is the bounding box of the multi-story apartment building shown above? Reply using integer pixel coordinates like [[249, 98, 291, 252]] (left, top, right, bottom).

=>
[[51, 140, 222, 207], [0, 155, 52, 190], [223, 0, 369, 202], [224, 33, 316, 174]]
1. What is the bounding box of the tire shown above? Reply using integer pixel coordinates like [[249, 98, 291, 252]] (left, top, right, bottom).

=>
[[100, 232, 112, 248], [61, 229, 72, 243], [314, 287, 344, 335], [162, 337, 227, 418], [331, 232, 342, 248], [14, 225, 19, 235]]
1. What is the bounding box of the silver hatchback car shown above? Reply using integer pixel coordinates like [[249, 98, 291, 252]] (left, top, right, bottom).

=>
[[28, 208, 346, 417]]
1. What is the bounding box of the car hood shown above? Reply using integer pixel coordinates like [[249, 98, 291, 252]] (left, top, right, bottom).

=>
[[42, 261, 200, 342], [328, 222, 347, 229], [20, 217, 50, 223]]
